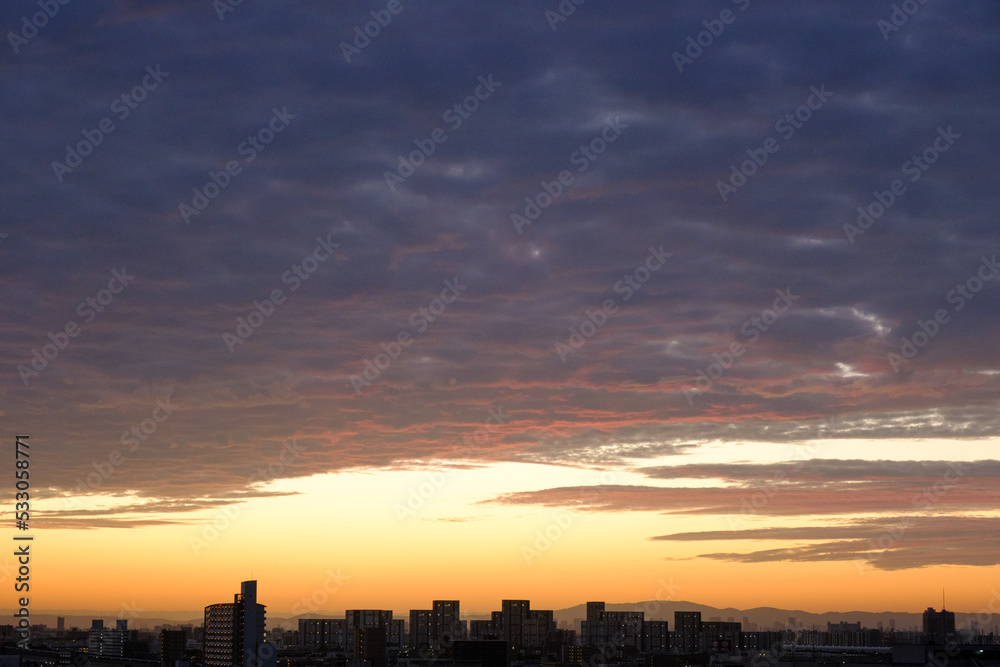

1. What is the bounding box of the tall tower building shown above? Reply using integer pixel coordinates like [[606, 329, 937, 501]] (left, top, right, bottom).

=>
[[922, 607, 955, 644], [204, 581, 272, 667]]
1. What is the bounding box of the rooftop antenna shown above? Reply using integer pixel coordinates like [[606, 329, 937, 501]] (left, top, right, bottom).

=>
[[942, 588, 946, 610]]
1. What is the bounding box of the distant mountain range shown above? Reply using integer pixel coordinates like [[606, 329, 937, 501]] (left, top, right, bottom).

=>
[[13, 600, 987, 633]]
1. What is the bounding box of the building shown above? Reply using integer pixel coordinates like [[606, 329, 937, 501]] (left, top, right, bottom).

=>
[[433, 601, 462, 643], [203, 580, 273, 667], [700, 621, 740, 653], [828, 622, 862, 634], [345, 610, 392, 657], [524, 608, 555, 650], [561, 645, 583, 665], [469, 620, 497, 641], [923, 607, 955, 644], [409, 610, 432, 650], [354, 627, 387, 667], [299, 619, 346, 651], [674, 611, 702, 653], [484, 600, 555, 652], [88, 619, 136, 658], [580, 604, 644, 653], [644, 620, 669, 653], [161, 629, 187, 666], [388, 619, 405, 651], [500, 600, 529, 650]]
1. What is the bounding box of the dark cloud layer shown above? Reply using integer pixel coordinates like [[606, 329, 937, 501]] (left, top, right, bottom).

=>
[[1, 1, 998, 550]]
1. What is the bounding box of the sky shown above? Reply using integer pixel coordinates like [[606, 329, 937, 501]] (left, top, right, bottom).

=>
[[2, 0, 1000, 618]]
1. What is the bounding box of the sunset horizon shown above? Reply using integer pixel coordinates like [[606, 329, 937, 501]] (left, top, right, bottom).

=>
[[3, 2, 1000, 660]]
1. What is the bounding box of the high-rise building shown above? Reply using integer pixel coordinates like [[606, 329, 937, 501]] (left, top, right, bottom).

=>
[[354, 627, 387, 667], [432, 600, 462, 643], [345, 610, 391, 657], [203, 581, 273, 667], [644, 620, 669, 653], [469, 620, 497, 640], [88, 619, 135, 658], [500, 600, 529, 649], [525, 609, 555, 649], [923, 607, 955, 644], [581, 604, 644, 652], [388, 619, 405, 650], [409, 610, 432, 650], [57, 618, 65, 632], [674, 611, 701, 653], [298, 619, 346, 650], [582, 603, 601, 648], [161, 629, 187, 666], [491, 600, 555, 651], [701, 621, 740, 653], [586, 603, 605, 625]]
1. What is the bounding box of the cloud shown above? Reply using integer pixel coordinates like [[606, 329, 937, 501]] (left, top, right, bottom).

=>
[[655, 516, 1000, 570], [0, 1, 998, 544]]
